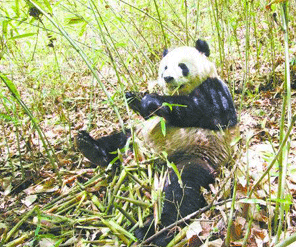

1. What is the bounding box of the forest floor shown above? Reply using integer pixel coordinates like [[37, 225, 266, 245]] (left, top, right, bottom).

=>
[[1, 62, 296, 246]]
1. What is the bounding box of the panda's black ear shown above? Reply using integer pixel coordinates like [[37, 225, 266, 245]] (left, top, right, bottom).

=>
[[195, 39, 210, 57], [163, 49, 169, 57]]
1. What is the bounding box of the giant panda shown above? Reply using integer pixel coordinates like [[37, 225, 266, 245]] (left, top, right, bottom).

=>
[[75, 39, 238, 246]]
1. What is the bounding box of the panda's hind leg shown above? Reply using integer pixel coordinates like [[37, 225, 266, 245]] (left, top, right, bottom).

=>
[[135, 156, 216, 246], [75, 130, 130, 167]]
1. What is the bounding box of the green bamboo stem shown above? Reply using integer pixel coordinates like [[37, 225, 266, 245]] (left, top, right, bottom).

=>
[[153, 0, 168, 48], [27, 0, 125, 133], [238, 0, 250, 122], [242, 217, 253, 247], [275, 2, 292, 242], [275, 231, 296, 247], [225, 172, 237, 246]]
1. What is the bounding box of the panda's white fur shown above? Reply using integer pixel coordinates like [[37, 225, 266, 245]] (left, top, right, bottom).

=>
[[136, 117, 235, 169], [136, 45, 235, 165], [158, 46, 219, 95]]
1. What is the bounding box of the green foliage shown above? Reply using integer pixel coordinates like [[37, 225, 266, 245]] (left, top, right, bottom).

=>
[[0, 1, 296, 246], [0, 73, 20, 99], [160, 117, 166, 136]]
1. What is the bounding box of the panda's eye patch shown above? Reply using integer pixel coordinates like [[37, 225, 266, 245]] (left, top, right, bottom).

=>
[[164, 66, 168, 70], [178, 63, 189, 76]]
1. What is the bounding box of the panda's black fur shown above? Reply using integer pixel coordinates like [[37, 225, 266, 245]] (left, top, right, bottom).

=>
[[75, 39, 237, 246], [127, 76, 237, 130]]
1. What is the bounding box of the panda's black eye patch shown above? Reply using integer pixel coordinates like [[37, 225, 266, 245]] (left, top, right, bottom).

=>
[[164, 66, 168, 70], [178, 63, 189, 76]]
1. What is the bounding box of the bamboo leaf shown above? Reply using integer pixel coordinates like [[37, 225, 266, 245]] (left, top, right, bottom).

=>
[[160, 117, 166, 136], [65, 17, 86, 25], [42, 0, 52, 13], [10, 33, 36, 40], [0, 73, 20, 99]]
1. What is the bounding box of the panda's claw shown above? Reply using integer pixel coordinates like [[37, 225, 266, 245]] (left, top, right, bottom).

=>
[[126, 91, 143, 114], [125, 91, 135, 100]]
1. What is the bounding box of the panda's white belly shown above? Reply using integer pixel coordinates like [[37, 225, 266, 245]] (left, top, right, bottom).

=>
[[135, 117, 237, 169]]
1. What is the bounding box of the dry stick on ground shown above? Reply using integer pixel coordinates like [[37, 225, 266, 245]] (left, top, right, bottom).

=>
[[140, 198, 236, 245]]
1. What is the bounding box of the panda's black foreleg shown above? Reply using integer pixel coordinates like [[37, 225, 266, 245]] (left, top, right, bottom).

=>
[[126, 91, 148, 115], [75, 130, 131, 167], [135, 156, 216, 246]]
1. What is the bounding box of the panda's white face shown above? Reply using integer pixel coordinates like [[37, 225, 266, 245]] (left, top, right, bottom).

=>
[[158, 46, 218, 95]]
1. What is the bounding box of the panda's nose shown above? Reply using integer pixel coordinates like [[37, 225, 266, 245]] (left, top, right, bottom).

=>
[[164, 76, 174, 83]]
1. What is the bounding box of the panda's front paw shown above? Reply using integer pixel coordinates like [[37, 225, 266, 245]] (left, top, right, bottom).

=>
[[125, 91, 136, 100], [141, 94, 163, 119], [126, 91, 143, 114]]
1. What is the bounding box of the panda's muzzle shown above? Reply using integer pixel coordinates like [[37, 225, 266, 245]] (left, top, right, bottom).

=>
[[164, 76, 174, 83]]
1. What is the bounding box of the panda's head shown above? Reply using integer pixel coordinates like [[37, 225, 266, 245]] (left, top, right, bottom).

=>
[[158, 39, 219, 95]]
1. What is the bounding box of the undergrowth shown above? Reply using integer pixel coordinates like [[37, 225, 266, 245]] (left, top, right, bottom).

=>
[[0, 0, 296, 246]]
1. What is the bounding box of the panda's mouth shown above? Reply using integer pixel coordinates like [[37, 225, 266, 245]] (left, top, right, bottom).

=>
[[169, 84, 185, 90], [168, 84, 186, 95]]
